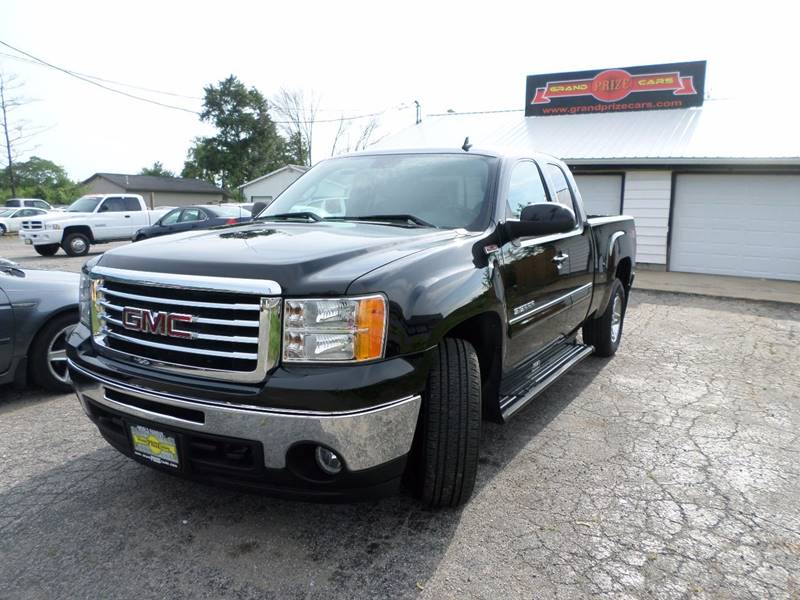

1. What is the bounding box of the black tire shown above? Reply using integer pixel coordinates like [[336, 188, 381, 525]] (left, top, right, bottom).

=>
[[416, 337, 481, 508], [62, 232, 90, 257], [34, 244, 60, 256], [28, 312, 78, 393], [583, 278, 626, 357], [0, 224, 6, 236]]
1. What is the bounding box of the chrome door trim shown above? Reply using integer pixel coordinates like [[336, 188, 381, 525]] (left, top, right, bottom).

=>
[[509, 282, 593, 326], [91, 266, 282, 296]]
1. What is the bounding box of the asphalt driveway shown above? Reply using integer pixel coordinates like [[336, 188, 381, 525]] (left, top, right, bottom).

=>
[[1, 287, 798, 599]]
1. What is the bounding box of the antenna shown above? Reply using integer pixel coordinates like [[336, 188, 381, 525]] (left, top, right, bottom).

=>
[[462, 137, 472, 152]]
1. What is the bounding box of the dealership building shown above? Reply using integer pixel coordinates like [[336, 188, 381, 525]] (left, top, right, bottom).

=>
[[376, 62, 800, 282]]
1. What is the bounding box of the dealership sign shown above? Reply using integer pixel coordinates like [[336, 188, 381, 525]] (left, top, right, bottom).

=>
[[525, 61, 706, 116]]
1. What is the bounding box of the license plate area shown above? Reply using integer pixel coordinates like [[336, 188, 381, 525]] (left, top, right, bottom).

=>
[[129, 423, 180, 469]]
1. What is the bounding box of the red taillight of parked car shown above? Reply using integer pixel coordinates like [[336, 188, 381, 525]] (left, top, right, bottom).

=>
[[226, 218, 237, 225]]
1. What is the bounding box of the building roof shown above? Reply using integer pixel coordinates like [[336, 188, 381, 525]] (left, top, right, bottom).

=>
[[85, 173, 228, 195], [238, 165, 310, 189], [374, 100, 800, 165]]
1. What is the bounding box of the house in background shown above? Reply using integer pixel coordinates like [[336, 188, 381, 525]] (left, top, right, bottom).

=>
[[82, 173, 229, 208], [239, 165, 309, 206]]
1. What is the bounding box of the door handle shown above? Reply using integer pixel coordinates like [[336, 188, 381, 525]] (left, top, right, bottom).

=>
[[124, 215, 131, 218], [552, 253, 569, 263]]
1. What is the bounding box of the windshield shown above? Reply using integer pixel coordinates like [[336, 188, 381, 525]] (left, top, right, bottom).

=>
[[0, 208, 15, 217], [66, 196, 103, 213], [213, 205, 251, 217], [262, 154, 497, 230]]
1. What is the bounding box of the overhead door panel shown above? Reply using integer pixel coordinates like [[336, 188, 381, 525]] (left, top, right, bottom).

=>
[[670, 174, 800, 281], [574, 175, 622, 216]]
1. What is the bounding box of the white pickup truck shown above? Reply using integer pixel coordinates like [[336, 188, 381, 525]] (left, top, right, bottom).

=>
[[18, 194, 169, 257]]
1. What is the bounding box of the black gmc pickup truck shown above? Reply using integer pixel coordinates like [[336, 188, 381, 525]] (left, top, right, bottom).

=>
[[67, 148, 635, 507]]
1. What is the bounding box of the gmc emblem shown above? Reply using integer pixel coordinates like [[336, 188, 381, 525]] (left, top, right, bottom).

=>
[[121, 307, 193, 339]]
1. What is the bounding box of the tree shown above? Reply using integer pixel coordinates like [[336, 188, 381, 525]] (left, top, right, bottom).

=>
[[182, 75, 295, 190], [271, 88, 319, 166], [0, 156, 84, 204], [0, 70, 41, 198], [139, 161, 175, 177], [330, 115, 381, 156]]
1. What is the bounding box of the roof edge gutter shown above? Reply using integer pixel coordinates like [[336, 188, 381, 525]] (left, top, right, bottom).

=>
[[565, 157, 800, 166]]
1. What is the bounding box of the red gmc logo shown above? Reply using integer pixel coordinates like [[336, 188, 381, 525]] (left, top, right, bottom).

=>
[[121, 307, 193, 339]]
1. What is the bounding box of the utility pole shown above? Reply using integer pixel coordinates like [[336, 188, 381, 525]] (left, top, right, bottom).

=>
[[0, 73, 16, 197], [414, 100, 421, 125]]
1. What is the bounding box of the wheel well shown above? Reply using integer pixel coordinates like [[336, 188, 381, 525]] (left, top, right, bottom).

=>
[[63, 225, 94, 243], [27, 307, 79, 355], [445, 311, 503, 421], [615, 257, 632, 297]]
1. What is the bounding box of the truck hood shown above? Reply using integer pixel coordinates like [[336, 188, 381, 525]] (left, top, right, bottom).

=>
[[95, 221, 469, 295], [31, 212, 91, 222]]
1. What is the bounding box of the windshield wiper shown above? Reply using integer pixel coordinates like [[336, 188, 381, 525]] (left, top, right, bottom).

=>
[[330, 214, 438, 228], [258, 211, 323, 222]]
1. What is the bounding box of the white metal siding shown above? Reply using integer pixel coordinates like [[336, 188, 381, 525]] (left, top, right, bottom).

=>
[[242, 170, 303, 202], [574, 175, 622, 216], [670, 174, 800, 281], [622, 171, 671, 264]]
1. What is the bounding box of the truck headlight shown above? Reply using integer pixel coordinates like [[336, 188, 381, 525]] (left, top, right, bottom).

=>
[[282, 295, 387, 362], [79, 272, 101, 333], [45, 223, 61, 230]]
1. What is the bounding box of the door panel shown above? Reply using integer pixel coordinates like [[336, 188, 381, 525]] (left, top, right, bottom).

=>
[[500, 237, 575, 367], [0, 288, 13, 375]]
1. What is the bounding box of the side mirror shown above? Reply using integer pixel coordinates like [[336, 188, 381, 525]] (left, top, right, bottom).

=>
[[505, 203, 576, 239]]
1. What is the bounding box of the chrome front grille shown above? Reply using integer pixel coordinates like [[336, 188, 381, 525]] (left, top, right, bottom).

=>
[[90, 266, 281, 383], [22, 220, 43, 230]]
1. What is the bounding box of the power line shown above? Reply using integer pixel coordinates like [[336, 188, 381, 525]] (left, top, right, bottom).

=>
[[0, 50, 204, 100], [426, 108, 524, 116], [0, 40, 411, 124], [0, 40, 201, 115]]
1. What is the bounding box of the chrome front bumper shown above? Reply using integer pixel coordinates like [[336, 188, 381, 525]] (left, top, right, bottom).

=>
[[69, 360, 421, 471]]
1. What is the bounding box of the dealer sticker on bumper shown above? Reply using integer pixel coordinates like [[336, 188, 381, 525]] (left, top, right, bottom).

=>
[[130, 424, 179, 468]]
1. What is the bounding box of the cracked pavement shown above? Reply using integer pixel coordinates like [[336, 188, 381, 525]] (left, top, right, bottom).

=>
[[1, 289, 799, 599]]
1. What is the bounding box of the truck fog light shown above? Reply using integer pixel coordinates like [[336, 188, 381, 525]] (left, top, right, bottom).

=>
[[315, 446, 342, 475]]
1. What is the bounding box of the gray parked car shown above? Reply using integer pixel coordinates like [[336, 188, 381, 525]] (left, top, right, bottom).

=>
[[0, 259, 79, 392]]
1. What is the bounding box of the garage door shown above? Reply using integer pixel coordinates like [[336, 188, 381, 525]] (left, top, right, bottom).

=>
[[670, 174, 800, 281], [574, 175, 622, 216]]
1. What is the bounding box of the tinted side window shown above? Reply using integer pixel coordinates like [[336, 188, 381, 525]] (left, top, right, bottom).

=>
[[33, 200, 49, 209], [545, 164, 578, 215], [506, 161, 549, 219], [122, 197, 142, 211], [160, 209, 181, 225], [6, 200, 20, 207], [99, 197, 125, 212]]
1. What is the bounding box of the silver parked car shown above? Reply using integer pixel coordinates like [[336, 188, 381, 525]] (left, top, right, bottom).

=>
[[0, 259, 79, 392]]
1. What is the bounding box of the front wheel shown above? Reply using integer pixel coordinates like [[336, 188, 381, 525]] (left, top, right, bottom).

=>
[[583, 278, 626, 357], [0, 224, 6, 236], [414, 337, 481, 508], [29, 312, 78, 393], [34, 244, 60, 256], [62, 232, 90, 257]]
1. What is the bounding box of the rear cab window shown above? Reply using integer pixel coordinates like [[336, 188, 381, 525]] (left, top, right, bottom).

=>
[[122, 197, 142, 211]]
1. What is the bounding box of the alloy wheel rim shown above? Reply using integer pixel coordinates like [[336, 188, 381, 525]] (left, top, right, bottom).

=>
[[47, 324, 76, 385], [610, 294, 622, 343]]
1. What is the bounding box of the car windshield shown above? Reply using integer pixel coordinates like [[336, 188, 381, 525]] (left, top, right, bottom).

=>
[[262, 154, 497, 230], [212, 205, 251, 217], [0, 208, 15, 217], [66, 196, 102, 212]]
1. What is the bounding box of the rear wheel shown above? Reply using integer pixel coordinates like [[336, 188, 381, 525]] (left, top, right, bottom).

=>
[[62, 232, 90, 257], [414, 337, 481, 508], [29, 312, 78, 393], [34, 244, 60, 256], [583, 278, 626, 357]]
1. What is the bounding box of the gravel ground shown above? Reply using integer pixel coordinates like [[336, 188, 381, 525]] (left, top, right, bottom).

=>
[[1, 232, 799, 598], [0, 233, 128, 271]]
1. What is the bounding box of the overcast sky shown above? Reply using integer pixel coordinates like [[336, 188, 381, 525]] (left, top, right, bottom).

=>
[[0, 0, 795, 181]]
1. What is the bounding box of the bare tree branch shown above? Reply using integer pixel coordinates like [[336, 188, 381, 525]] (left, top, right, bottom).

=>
[[271, 88, 320, 166], [0, 70, 44, 196]]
